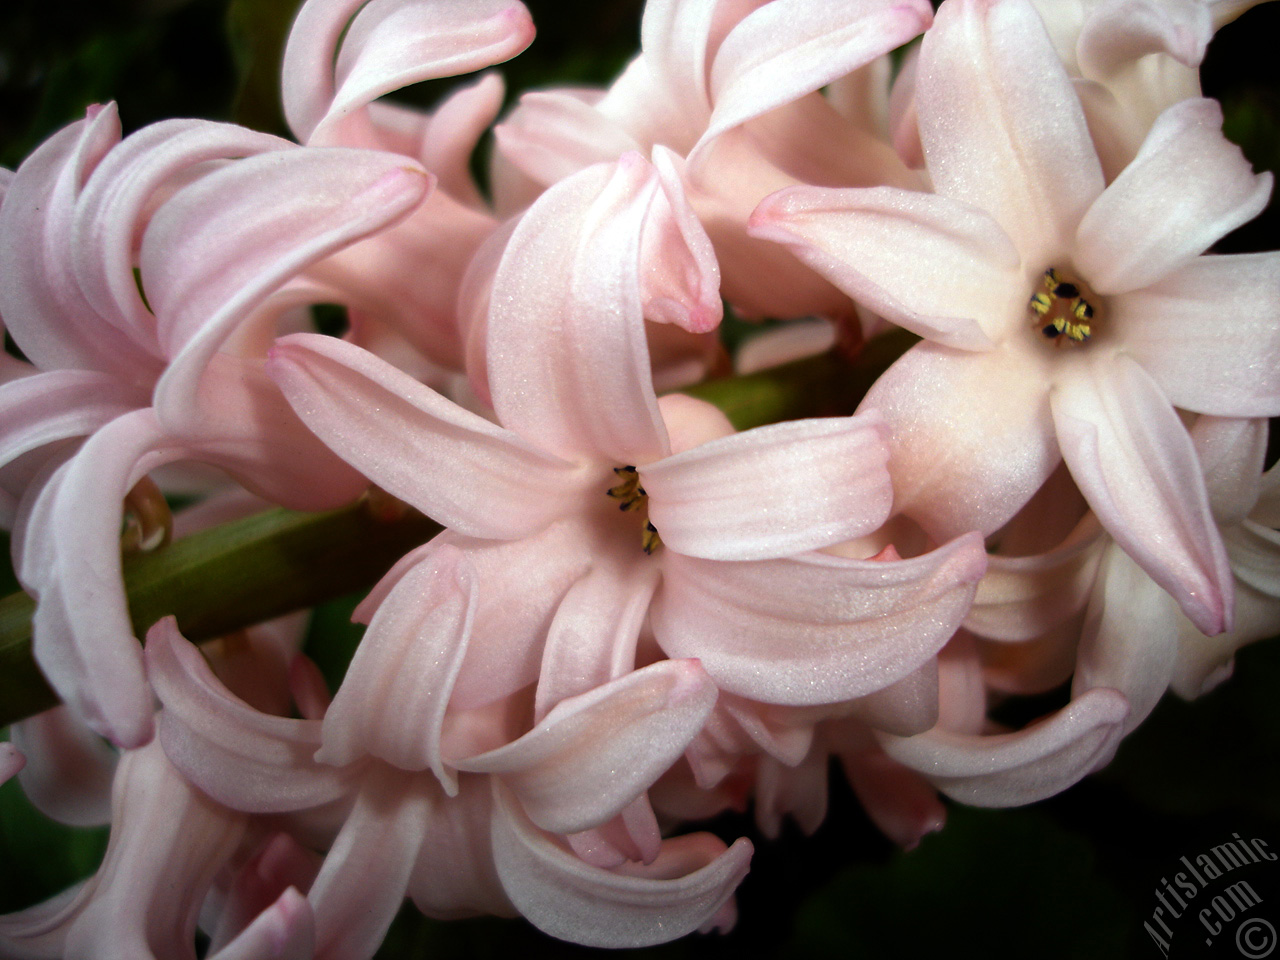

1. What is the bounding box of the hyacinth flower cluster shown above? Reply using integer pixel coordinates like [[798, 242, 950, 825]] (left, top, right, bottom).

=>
[[0, 0, 1275, 955]]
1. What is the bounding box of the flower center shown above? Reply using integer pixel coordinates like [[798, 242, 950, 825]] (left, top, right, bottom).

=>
[[607, 465, 662, 554], [1029, 268, 1097, 347]]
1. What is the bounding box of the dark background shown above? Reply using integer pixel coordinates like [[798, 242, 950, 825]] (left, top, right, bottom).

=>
[[0, 0, 1278, 956]]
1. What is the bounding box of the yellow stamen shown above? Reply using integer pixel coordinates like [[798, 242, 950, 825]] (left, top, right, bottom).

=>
[[605, 465, 662, 553], [1030, 268, 1095, 346]]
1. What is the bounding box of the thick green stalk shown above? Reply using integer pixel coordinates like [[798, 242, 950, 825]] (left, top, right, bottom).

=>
[[0, 330, 916, 728], [0, 502, 440, 727]]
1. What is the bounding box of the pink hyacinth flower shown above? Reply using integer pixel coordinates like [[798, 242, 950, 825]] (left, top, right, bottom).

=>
[[268, 153, 987, 718], [749, 0, 1279, 636], [492, 0, 934, 321], [146, 617, 754, 950], [281, 0, 535, 371], [0, 738, 314, 960], [0, 105, 431, 747], [1028, 0, 1274, 174]]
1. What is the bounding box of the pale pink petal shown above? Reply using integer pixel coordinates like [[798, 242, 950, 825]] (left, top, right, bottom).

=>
[[408, 776, 515, 920], [421, 72, 506, 206], [493, 90, 641, 191], [754, 750, 828, 838], [750, 186, 1020, 349], [317, 546, 475, 795], [981, 618, 1083, 696], [657, 392, 735, 455], [840, 744, 945, 849], [1072, 543, 1180, 733], [362, 95, 439, 169], [844, 660, 940, 737], [879, 688, 1130, 806], [573, 807, 671, 872], [283, 0, 534, 145], [487, 156, 669, 465], [207, 833, 321, 955], [165, 353, 369, 512], [10, 706, 116, 827], [689, 135, 857, 321], [350, 542, 436, 625], [642, 411, 892, 560], [694, 0, 932, 161], [0, 370, 146, 469], [1050, 352, 1233, 634], [734, 318, 835, 375], [965, 518, 1104, 642], [492, 784, 753, 948], [1077, 0, 1212, 80], [735, 86, 921, 191], [1110, 252, 1280, 417], [919, 0, 1104, 261], [0, 107, 158, 377], [860, 340, 1060, 540], [568, 797, 662, 869], [0, 882, 85, 958], [1075, 99, 1272, 294], [715, 696, 816, 767], [1231, 493, 1280, 587], [24, 409, 181, 748], [887, 43, 924, 169], [990, 461, 1091, 556], [145, 148, 431, 423], [148, 619, 365, 813], [70, 119, 291, 340], [209, 888, 314, 960], [459, 660, 717, 835], [1190, 416, 1268, 525], [532, 562, 660, 719], [936, 631, 988, 733], [652, 533, 986, 705], [443, 522, 597, 710], [268, 334, 591, 539], [1172, 525, 1280, 698], [636, 0, 718, 125], [290, 655, 333, 722], [642, 147, 722, 333], [307, 767, 429, 960], [61, 741, 247, 960]]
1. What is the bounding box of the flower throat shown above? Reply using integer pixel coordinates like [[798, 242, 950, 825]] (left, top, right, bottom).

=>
[[1030, 268, 1097, 345], [607, 466, 662, 554]]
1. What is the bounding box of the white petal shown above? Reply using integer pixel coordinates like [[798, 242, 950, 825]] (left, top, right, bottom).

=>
[[1075, 99, 1272, 294], [491, 784, 753, 948], [880, 688, 1130, 805], [642, 411, 892, 560], [1050, 352, 1233, 634], [653, 534, 986, 705]]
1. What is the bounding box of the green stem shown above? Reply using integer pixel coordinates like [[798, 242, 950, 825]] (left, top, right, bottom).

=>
[[0, 330, 916, 728], [0, 502, 440, 728]]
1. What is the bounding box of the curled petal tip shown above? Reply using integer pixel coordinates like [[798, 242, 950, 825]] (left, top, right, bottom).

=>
[[746, 190, 805, 242], [1076, 686, 1131, 726], [893, 0, 934, 31], [901, 812, 945, 852], [666, 658, 714, 702], [502, 2, 537, 43]]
